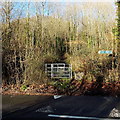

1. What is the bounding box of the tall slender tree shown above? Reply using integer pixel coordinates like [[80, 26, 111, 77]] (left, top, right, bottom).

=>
[[116, 0, 120, 80], [117, 1, 120, 57]]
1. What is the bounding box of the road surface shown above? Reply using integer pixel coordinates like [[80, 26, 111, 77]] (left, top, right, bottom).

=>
[[2, 95, 120, 120]]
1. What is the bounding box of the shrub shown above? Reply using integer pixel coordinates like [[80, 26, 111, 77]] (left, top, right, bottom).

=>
[[50, 78, 73, 94], [20, 85, 27, 91]]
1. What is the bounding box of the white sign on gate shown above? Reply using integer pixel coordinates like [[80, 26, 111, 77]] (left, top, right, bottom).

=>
[[98, 50, 112, 54]]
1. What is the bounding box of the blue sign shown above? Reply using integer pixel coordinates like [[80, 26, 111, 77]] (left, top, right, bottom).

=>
[[98, 50, 112, 54]]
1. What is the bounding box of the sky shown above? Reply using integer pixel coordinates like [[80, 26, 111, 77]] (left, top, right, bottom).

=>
[[12, 1, 116, 18], [0, 0, 117, 22], [0, 0, 118, 2]]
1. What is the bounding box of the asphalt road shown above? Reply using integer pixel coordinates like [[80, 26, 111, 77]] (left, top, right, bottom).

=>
[[2, 95, 53, 114], [2, 95, 120, 120]]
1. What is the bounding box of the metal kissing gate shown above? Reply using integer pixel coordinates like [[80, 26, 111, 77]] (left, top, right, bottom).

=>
[[45, 63, 72, 79]]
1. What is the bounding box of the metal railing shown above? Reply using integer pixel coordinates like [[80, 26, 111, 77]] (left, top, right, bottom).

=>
[[45, 63, 72, 79]]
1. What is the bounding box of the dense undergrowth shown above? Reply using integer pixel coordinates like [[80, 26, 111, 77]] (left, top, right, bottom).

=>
[[1, 2, 120, 95]]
